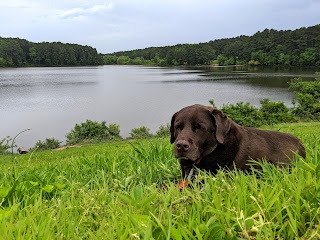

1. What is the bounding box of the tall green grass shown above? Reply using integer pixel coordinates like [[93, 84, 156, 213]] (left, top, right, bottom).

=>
[[0, 123, 319, 239]]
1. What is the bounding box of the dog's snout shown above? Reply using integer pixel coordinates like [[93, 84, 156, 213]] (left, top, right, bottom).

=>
[[176, 140, 190, 151]]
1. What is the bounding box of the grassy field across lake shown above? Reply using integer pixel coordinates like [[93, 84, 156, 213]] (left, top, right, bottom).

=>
[[0, 122, 320, 239]]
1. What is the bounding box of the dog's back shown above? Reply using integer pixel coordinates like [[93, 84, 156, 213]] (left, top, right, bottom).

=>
[[232, 124, 306, 169]]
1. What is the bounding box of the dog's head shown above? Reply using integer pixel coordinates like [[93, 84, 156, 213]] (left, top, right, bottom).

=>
[[170, 104, 231, 162]]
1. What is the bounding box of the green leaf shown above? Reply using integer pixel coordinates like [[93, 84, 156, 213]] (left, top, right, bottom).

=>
[[0, 187, 11, 198], [130, 214, 149, 230], [171, 227, 182, 240], [117, 193, 135, 207], [54, 183, 66, 190], [42, 185, 54, 193], [0, 204, 20, 222], [124, 175, 134, 188], [132, 186, 143, 202], [316, 163, 320, 178], [316, 191, 320, 200], [138, 193, 157, 208], [198, 223, 208, 235], [204, 222, 224, 240], [29, 181, 40, 186]]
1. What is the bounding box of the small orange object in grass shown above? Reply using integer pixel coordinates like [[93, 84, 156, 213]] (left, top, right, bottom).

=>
[[179, 167, 195, 190], [179, 180, 190, 190]]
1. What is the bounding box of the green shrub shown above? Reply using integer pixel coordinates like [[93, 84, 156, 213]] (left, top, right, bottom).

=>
[[209, 99, 217, 108], [210, 98, 300, 127], [65, 120, 121, 145], [220, 102, 264, 127], [259, 99, 297, 125], [30, 138, 62, 151], [129, 126, 153, 139], [155, 123, 170, 137], [116, 56, 131, 65], [289, 75, 320, 120], [108, 124, 121, 138], [0, 136, 12, 155]]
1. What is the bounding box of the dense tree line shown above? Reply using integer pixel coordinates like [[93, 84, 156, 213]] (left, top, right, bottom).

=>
[[0, 37, 103, 67], [104, 24, 320, 66]]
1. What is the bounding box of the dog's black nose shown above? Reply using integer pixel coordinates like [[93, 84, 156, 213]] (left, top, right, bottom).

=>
[[176, 140, 190, 151]]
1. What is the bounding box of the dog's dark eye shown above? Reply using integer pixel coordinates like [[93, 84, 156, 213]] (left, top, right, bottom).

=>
[[175, 123, 183, 130], [193, 123, 204, 131]]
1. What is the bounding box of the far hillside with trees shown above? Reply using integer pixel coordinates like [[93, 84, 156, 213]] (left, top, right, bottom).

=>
[[1, 24, 319, 68], [0, 38, 103, 67], [104, 24, 320, 67]]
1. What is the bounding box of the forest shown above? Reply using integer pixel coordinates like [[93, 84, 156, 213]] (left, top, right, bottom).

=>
[[1, 24, 319, 68], [0, 38, 103, 67], [104, 24, 320, 67]]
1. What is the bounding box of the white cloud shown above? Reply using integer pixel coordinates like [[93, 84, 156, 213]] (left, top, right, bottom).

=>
[[59, 3, 114, 19]]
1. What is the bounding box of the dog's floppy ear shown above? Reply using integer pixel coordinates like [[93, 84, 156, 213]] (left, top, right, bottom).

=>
[[210, 109, 231, 144], [170, 112, 178, 144]]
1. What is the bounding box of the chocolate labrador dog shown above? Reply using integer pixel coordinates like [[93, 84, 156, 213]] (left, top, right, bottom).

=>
[[170, 104, 306, 179]]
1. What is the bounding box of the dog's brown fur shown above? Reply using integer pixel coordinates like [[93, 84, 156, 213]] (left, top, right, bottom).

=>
[[170, 104, 306, 178]]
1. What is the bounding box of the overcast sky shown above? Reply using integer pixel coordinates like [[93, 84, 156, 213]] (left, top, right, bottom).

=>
[[1, 0, 319, 54]]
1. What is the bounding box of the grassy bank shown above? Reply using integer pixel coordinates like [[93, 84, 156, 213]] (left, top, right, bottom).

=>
[[0, 122, 319, 239]]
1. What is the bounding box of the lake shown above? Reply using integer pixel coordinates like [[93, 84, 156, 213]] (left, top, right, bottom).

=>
[[0, 65, 318, 149]]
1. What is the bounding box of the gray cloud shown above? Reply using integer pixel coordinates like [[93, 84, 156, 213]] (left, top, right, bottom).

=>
[[0, 0, 319, 53]]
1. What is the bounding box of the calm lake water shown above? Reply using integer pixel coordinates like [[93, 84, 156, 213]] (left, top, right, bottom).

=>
[[0, 65, 319, 149]]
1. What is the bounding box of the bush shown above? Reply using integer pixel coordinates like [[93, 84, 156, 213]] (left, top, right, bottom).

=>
[[129, 126, 153, 139], [209, 99, 217, 108], [220, 102, 263, 127], [259, 99, 297, 125], [116, 56, 131, 65], [30, 138, 61, 151], [108, 124, 121, 138], [210, 98, 300, 127], [155, 124, 170, 137], [65, 120, 121, 145], [289, 75, 320, 120], [0, 136, 12, 155]]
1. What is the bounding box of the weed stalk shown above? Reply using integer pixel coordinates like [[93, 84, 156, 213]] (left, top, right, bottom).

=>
[[10, 128, 31, 180]]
